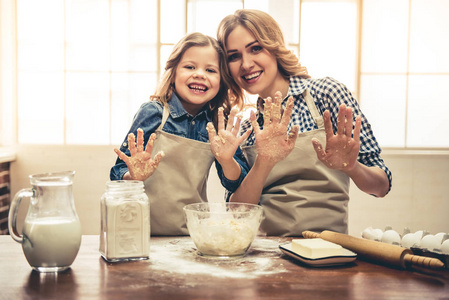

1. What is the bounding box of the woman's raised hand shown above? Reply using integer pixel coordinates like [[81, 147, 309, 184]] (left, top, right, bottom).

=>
[[207, 107, 251, 163], [114, 128, 165, 181], [312, 104, 361, 171], [252, 91, 298, 166]]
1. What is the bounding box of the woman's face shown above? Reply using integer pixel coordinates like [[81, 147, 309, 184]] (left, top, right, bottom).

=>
[[174, 45, 221, 116], [225, 25, 287, 99]]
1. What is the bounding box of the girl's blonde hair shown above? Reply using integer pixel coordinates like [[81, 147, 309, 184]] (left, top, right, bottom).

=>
[[217, 9, 310, 87], [150, 32, 244, 128]]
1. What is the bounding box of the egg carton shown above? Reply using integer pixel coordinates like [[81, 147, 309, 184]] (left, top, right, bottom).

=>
[[361, 226, 449, 269]]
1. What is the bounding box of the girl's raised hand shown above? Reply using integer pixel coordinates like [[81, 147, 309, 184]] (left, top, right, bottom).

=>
[[114, 128, 165, 181], [207, 107, 251, 163], [252, 91, 298, 166], [311, 104, 361, 171]]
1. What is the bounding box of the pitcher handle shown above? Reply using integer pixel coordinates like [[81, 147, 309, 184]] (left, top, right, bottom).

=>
[[8, 188, 33, 243]]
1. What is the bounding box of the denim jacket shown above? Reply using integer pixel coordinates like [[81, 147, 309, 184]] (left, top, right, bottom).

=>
[[110, 93, 249, 193]]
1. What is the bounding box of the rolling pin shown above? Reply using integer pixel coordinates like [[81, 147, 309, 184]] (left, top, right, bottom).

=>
[[302, 230, 444, 270]]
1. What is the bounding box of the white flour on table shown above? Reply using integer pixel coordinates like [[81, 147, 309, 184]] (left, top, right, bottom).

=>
[[149, 237, 288, 279]]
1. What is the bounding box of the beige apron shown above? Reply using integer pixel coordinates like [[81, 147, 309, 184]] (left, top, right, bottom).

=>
[[242, 89, 350, 237], [145, 106, 215, 235]]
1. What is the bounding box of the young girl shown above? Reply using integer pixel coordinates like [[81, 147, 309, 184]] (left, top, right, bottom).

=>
[[110, 32, 250, 235], [216, 9, 392, 236]]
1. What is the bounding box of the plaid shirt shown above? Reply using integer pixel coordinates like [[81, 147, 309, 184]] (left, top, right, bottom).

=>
[[239, 76, 392, 192]]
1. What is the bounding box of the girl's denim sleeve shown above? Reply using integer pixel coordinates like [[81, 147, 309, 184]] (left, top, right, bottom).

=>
[[214, 147, 249, 193], [110, 102, 163, 180]]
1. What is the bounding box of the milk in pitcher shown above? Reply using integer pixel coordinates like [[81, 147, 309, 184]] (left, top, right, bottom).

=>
[[22, 217, 82, 270]]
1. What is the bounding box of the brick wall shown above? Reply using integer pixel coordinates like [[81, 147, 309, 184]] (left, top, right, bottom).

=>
[[0, 162, 10, 234]]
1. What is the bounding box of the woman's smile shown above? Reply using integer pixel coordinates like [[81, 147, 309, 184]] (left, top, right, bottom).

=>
[[242, 71, 262, 83]]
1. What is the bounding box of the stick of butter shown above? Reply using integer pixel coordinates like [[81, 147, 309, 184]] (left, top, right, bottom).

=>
[[292, 238, 343, 258]]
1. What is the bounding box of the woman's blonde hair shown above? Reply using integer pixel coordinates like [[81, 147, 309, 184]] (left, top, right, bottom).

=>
[[150, 32, 244, 127], [217, 9, 310, 84]]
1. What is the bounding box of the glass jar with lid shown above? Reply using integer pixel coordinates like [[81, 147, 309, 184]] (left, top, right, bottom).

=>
[[100, 180, 150, 262]]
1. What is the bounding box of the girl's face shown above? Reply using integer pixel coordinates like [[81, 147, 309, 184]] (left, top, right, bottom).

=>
[[225, 25, 287, 99], [174, 45, 221, 116]]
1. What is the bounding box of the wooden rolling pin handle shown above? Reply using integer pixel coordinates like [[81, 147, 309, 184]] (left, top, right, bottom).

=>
[[403, 253, 445, 269], [302, 231, 320, 239]]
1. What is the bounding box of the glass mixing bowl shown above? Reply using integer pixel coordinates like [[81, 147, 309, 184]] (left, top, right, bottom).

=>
[[183, 202, 263, 258]]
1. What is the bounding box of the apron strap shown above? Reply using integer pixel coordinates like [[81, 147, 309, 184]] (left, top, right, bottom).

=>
[[303, 89, 325, 129], [156, 104, 170, 131]]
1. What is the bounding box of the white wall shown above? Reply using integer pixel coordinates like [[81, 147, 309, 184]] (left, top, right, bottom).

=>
[[348, 152, 449, 236], [10, 145, 449, 237]]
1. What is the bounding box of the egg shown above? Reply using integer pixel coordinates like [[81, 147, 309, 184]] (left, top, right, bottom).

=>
[[414, 230, 425, 239], [435, 232, 447, 243], [401, 233, 420, 248], [373, 228, 383, 240], [362, 227, 383, 241], [381, 229, 401, 245], [441, 239, 449, 255], [419, 234, 441, 251]]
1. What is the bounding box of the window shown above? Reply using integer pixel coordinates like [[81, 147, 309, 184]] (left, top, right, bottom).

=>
[[360, 0, 449, 148], [300, 0, 358, 92], [0, 0, 16, 146], [1, 0, 448, 150], [14, 0, 159, 145]]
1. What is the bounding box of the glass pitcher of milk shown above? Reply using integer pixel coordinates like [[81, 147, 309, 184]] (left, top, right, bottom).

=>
[[8, 171, 82, 272]]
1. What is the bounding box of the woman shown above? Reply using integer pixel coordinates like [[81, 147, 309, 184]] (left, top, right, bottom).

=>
[[215, 9, 392, 236]]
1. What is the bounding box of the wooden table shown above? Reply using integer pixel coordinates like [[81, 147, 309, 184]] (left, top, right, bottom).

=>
[[1, 235, 448, 299]]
